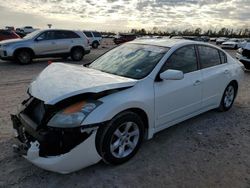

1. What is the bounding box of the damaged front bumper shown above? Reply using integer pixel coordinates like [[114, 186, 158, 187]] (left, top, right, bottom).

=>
[[11, 102, 102, 174]]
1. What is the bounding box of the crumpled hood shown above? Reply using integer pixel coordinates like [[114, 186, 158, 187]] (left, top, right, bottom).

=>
[[0, 38, 27, 45], [29, 63, 137, 104]]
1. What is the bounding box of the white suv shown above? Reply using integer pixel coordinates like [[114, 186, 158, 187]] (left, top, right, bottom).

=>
[[0, 29, 91, 64], [83, 31, 102, 49]]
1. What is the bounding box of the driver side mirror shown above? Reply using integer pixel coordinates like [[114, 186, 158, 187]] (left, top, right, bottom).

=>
[[160, 69, 184, 80]]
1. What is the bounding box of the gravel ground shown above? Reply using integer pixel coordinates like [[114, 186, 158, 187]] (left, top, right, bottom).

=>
[[0, 40, 250, 188]]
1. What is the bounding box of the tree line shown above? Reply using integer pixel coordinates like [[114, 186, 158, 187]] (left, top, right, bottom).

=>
[[129, 27, 250, 38]]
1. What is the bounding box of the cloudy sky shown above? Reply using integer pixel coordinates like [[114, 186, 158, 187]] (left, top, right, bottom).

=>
[[0, 0, 249, 32]]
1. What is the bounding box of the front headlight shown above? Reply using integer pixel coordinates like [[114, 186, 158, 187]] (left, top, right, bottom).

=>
[[48, 100, 102, 128]]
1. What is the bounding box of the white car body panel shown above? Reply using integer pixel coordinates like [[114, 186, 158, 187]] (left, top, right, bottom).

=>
[[29, 63, 137, 104], [25, 131, 101, 174], [13, 39, 244, 174], [154, 70, 202, 127]]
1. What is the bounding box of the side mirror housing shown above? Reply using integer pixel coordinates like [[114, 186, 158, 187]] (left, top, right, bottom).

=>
[[160, 69, 184, 80], [35, 37, 43, 42]]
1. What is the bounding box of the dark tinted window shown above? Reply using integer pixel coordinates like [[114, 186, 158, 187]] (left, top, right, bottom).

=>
[[198, 46, 221, 68], [0, 30, 11, 36], [93, 32, 102, 37], [219, 51, 227, 64], [162, 45, 198, 74], [84, 31, 92, 37], [54, 31, 80, 39], [66, 31, 80, 38], [37, 31, 56, 40]]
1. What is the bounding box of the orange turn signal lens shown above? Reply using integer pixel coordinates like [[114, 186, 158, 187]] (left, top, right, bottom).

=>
[[62, 101, 86, 114]]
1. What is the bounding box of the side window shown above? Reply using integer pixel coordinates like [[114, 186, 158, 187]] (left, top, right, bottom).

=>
[[198, 46, 221, 68], [162, 45, 198, 74], [219, 51, 227, 64], [84, 31, 93, 38], [37, 31, 55, 41], [1, 31, 11, 36], [54, 31, 66, 39], [93, 32, 102, 37], [66, 31, 80, 38]]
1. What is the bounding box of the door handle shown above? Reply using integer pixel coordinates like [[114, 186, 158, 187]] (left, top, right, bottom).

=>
[[193, 80, 201, 86], [51, 41, 56, 45], [224, 69, 229, 74]]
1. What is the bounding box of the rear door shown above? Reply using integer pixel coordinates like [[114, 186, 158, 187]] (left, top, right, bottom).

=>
[[197, 45, 230, 108], [154, 45, 202, 128]]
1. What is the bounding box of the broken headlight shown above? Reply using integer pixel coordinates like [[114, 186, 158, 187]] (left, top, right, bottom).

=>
[[47, 100, 102, 128]]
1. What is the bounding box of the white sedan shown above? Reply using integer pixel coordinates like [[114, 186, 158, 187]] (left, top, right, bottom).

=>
[[11, 39, 244, 174], [221, 38, 245, 49]]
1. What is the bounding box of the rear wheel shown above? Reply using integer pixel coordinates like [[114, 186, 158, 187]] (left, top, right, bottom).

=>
[[70, 47, 84, 61], [218, 83, 237, 111], [16, 50, 32, 65], [96, 111, 144, 165], [92, 41, 99, 49]]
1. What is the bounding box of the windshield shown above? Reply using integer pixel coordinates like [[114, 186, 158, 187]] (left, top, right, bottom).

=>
[[23, 30, 41, 39], [89, 43, 169, 79]]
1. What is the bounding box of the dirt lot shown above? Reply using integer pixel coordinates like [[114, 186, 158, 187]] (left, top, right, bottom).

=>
[[0, 40, 250, 188]]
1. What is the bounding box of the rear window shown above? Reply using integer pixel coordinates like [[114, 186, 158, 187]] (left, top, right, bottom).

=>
[[198, 45, 221, 69], [93, 32, 102, 37], [84, 31, 92, 38]]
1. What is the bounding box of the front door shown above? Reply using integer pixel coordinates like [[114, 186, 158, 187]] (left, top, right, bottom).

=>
[[154, 45, 202, 128]]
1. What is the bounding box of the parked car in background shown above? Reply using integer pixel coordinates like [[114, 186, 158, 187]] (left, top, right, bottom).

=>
[[5, 26, 15, 31], [201, 36, 210, 42], [11, 39, 243, 174], [210, 37, 217, 42], [221, 38, 245, 49], [19, 26, 38, 34], [216, 37, 229, 45], [0, 29, 90, 64], [0, 29, 20, 41], [83, 31, 102, 48], [114, 33, 136, 44], [236, 42, 250, 70], [238, 39, 250, 49]]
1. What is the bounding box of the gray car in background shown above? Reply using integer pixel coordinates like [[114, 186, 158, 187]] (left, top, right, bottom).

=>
[[0, 29, 91, 64]]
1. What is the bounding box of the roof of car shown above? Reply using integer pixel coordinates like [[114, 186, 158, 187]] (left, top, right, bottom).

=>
[[130, 38, 201, 48]]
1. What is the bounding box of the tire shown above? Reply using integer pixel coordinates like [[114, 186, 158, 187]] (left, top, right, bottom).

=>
[[218, 83, 237, 112], [16, 50, 32, 65], [92, 41, 99, 49], [96, 111, 144, 165], [70, 47, 84, 61]]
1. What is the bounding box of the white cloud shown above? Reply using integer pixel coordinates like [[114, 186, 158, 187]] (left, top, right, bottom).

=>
[[0, 0, 249, 31]]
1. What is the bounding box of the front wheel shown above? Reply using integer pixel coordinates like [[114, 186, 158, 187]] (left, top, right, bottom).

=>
[[16, 50, 32, 65], [96, 111, 144, 165], [218, 83, 237, 111]]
